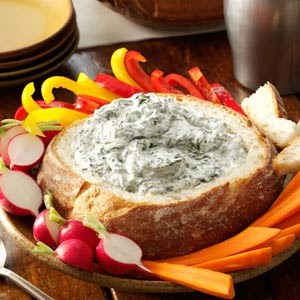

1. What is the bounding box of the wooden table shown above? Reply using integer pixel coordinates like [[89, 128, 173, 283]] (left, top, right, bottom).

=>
[[1, 30, 300, 300]]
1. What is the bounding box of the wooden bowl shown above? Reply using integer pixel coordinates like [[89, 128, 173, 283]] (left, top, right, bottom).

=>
[[0, 207, 299, 293], [97, 0, 224, 29]]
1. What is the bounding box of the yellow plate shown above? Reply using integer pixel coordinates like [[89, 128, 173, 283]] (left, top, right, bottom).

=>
[[0, 0, 73, 56], [0, 207, 299, 294]]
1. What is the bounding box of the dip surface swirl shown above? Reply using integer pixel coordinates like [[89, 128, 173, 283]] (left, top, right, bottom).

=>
[[71, 93, 247, 195]]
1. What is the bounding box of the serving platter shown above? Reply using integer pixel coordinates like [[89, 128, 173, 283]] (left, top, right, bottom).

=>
[[1, 207, 299, 294]]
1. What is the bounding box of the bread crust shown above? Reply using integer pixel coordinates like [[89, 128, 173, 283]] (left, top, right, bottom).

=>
[[37, 94, 282, 259]]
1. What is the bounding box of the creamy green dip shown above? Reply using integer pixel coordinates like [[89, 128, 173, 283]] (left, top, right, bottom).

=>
[[71, 93, 247, 195]]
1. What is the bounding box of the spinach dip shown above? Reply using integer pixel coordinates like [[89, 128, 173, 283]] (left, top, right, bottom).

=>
[[71, 93, 247, 195]]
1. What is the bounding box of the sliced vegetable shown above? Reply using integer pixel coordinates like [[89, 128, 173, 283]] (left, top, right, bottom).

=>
[[15, 100, 74, 121], [160, 227, 280, 265], [74, 96, 102, 114], [193, 247, 272, 273], [150, 69, 183, 94], [41, 75, 119, 104], [83, 213, 145, 275], [0, 125, 26, 165], [142, 261, 235, 299], [124, 50, 154, 91], [188, 67, 222, 104], [0, 159, 42, 217], [7, 132, 45, 171], [274, 211, 300, 229], [271, 170, 300, 208], [77, 73, 120, 101], [22, 107, 87, 137], [33, 240, 94, 271], [165, 73, 205, 98], [94, 73, 145, 97], [269, 234, 296, 256], [210, 83, 245, 115], [111, 48, 142, 89], [251, 188, 300, 227], [21, 82, 41, 113]]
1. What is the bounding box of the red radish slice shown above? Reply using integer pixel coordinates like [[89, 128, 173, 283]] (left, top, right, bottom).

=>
[[7, 133, 45, 171], [0, 125, 26, 165], [96, 233, 145, 275], [0, 168, 42, 216], [83, 214, 147, 275], [33, 209, 60, 248]]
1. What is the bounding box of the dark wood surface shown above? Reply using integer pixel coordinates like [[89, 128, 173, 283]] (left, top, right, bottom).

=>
[[1, 30, 300, 300]]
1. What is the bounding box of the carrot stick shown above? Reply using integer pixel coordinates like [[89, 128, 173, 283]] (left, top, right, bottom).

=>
[[249, 226, 298, 254], [269, 234, 296, 256], [271, 170, 300, 208], [193, 247, 272, 273], [274, 210, 300, 229], [142, 261, 235, 299], [159, 227, 280, 265], [275, 223, 300, 238], [251, 188, 300, 227]]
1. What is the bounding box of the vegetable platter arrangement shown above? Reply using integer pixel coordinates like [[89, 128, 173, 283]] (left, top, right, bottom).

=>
[[0, 47, 300, 299]]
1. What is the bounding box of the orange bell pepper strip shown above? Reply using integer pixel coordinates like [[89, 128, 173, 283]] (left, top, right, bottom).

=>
[[111, 48, 143, 89]]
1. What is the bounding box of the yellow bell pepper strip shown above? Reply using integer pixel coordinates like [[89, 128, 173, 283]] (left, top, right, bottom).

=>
[[22, 107, 87, 136], [21, 82, 42, 112], [41, 75, 119, 104], [76, 73, 120, 101], [110, 48, 143, 89]]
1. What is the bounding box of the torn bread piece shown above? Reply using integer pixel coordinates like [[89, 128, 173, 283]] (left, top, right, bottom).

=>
[[275, 136, 300, 175], [241, 82, 299, 148]]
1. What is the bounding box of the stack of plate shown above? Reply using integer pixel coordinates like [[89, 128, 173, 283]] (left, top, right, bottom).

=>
[[0, 0, 79, 88]]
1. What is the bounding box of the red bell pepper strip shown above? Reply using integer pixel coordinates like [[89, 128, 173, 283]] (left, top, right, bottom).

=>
[[94, 73, 145, 98], [188, 67, 222, 104], [210, 83, 246, 115], [124, 50, 154, 92], [74, 95, 109, 114], [165, 73, 205, 99], [14, 100, 74, 121], [150, 69, 183, 94]]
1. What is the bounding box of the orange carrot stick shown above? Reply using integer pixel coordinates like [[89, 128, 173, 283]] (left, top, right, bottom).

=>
[[271, 170, 300, 208], [275, 223, 300, 238], [160, 227, 280, 265], [142, 261, 235, 299], [252, 188, 300, 227], [193, 247, 272, 273], [269, 234, 296, 256], [274, 210, 300, 229]]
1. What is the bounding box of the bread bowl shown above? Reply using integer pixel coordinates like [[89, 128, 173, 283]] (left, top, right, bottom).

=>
[[37, 93, 282, 260]]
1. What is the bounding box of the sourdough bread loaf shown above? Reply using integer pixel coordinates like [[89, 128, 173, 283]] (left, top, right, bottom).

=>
[[37, 93, 282, 259]]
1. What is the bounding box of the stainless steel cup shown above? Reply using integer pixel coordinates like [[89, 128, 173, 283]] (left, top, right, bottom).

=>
[[224, 0, 300, 95]]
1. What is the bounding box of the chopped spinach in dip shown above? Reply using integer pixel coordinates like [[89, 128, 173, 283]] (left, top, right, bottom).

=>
[[71, 93, 247, 195]]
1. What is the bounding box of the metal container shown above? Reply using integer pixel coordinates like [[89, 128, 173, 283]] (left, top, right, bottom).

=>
[[224, 0, 300, 95]]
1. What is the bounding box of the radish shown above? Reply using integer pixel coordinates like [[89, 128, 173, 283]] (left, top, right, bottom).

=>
[[49, 209, 100, 255], [0, 125, 26, 165], [33, 193, 60, 248], [7, 132, 45, 171], [0, 159, 42, 216], [83, 214, 148, 275], [33, 240, 94, 271]]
